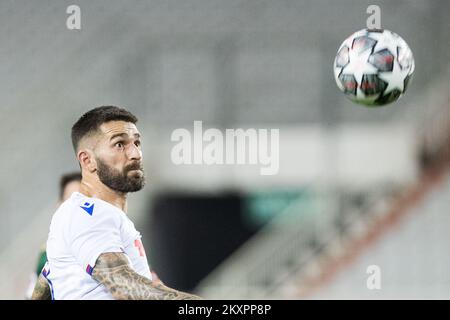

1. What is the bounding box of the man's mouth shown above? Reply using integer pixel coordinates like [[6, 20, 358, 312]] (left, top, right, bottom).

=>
[[127, 168, 143, 175], [126, 163, 143, 171]]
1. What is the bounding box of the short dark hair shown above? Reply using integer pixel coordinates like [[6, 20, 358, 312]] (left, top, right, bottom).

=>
[[59, 172, 82, 200], [71, 106, 138, 152]]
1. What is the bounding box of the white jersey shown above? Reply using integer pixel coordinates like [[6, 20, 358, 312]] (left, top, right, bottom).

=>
[[44, 192, 152, 300]]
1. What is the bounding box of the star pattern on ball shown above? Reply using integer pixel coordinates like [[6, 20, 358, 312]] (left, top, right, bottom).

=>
[[341, 45, 378, 84], [334, 29, 415, 106], [369, 31, 400, 57], [378, 57, 410, 94]]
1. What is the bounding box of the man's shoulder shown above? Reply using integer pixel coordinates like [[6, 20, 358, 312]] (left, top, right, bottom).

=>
[[51, 193, 108, 227], [61, 192, 113, 215], [61, 193, 124, 228]]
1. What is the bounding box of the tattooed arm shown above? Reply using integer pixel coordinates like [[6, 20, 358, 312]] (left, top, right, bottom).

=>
[[31, 272, 52, 300], [92, 252, 202, 300]]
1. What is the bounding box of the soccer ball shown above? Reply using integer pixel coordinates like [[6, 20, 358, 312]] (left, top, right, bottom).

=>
[[333, 28, 415, 106]]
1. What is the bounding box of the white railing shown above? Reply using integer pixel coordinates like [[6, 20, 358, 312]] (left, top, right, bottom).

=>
[[196, 187, 340, 299], [195, 183, 399, 299]]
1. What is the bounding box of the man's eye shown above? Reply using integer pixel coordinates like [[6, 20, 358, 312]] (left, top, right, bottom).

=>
[[135, 140, 141, 147], [115, 142, 124, 148]]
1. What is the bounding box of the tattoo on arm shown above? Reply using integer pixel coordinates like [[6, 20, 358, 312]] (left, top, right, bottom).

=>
[[31, 273, 52, 300], [92, 252, 202, 300]]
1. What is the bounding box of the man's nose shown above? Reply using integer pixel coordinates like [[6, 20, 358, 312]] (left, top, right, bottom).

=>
[[127, 143, 142, 161]]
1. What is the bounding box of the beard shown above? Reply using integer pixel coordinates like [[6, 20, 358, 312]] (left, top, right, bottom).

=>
[[96, 157, 145, 193]]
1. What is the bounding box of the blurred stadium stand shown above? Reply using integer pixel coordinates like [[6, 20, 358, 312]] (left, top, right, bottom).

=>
[[0, 0, 449, 298], [196, 80, 450, 299]]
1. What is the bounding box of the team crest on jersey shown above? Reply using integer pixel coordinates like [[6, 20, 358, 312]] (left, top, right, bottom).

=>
[[80, 202, 95, 216]]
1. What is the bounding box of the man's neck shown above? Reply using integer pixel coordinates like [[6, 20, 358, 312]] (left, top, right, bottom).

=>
[[79, 179, 128, 213]]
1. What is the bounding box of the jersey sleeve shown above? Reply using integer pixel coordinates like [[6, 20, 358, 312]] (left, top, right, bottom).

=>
[[67, 204, 124, 275]]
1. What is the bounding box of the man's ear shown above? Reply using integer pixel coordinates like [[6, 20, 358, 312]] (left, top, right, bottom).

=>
[[77, 149, 97, 173]]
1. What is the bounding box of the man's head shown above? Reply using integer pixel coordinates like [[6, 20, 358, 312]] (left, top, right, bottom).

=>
[[71, 106, 145, 193], [59, 172, 82, 202]]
